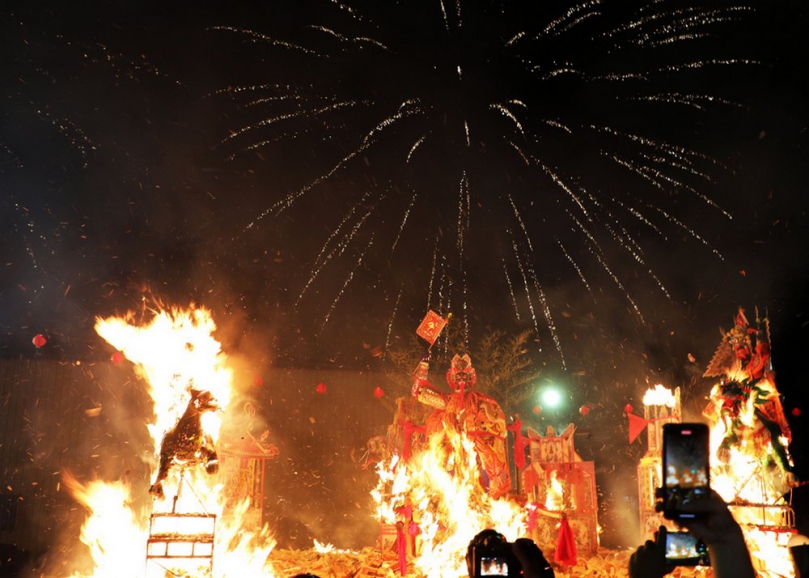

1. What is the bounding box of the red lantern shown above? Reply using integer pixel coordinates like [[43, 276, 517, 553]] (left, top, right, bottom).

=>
[[253, 375, 264, 387], [532, 404, 542, 415], [32, 334, 47, 348], [579, 405, 591, 416], [373, 386, 384, 399], [316, 383, 327, 395], [792, 407, 802, 417], [111, 351, 124, 365], [624, 403, 634, 414]]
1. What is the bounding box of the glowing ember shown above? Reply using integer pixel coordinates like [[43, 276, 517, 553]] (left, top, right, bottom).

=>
[[63, 305, 277, 577]]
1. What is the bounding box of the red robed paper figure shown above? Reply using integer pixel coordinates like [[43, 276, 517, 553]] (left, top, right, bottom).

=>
[[507, 418, 527, 470], [554, 513, 578, 566], [415, 310, 448, 345]]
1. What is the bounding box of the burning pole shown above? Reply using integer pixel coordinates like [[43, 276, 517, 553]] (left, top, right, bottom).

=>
[[633, 384, 681, 541]]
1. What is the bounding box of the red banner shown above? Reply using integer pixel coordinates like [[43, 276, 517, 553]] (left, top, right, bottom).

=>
[[628, 413, 650, 444], [415, 310, 447, 345]]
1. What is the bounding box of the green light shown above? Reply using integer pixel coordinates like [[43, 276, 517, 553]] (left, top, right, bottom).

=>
[[541, 388, 562, 408]]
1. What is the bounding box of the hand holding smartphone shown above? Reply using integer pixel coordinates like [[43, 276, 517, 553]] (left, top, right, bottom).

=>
[[664, 531, 710, 566], [661, 423, 710, 521]]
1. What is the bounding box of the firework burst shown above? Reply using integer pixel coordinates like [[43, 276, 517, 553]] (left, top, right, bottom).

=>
[[214, 0, 756, 361]]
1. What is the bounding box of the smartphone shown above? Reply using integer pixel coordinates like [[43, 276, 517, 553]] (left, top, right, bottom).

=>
[[665, 531, 710, 566], [662, 422, 710, 520]]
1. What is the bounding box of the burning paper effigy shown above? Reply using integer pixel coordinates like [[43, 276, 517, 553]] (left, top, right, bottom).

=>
[[703, 307, 799, 577]]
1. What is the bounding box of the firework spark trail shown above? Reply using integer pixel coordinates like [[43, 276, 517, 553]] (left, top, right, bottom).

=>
[[490, 104, 525, 137], [612, 199, 666, 239], [551, 9, 603, 37], [438, 0, 450, 31], [511, 238, 542, 348], [532, 157, 594, 218], [308, 25, 390, 51], [542, 119, 572, 134], [602, 220, 671, 299], [649, 204, 724, 259], [390, 191, 417, 257], [607, 153, 716, 213], [508, 193, 534, 253], [594, 126, 733, 218], [329, 0, 362, 21], [312, 190, 378, 268], [321, 236, 375, 330], [296, 193, 380, 306], [245, 100, 421, 230], [502, 258, 522, 322], [407, 134, 428, 163], [220, 0, 757, 355], [607, 5, 753, 41], [456, 173, 471, 257], [541, 0, 603, 37], [593, 125, 729, 172], [627, 93, 745, 111], [211, 26, 319, 56], [634, 151, 715, 182], [223, 100, 363, 147], [569, 211, 645, 322], [508, 191, 567, 360], [658, 58, 761, 73], [507, 141, 531, 166], [528, 264, 565, 367], [461, 265, 470, 350], [427, 242, 439, 312], [557, 239, 594, 297]]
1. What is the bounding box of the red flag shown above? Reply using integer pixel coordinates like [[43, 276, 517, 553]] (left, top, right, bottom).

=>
[[628, 413, 650, 444], [416, 310, 447, 345]]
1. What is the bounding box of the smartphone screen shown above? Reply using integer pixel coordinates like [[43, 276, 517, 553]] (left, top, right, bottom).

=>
[[662, 423, 710, 520], [665, 531, 710, 566]]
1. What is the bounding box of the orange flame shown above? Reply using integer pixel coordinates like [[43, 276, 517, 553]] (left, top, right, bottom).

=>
[[373, 426, 525, 576], [642, 384, 677, 408], [64, 305, 276, 577], [707, 377, 796, 577]]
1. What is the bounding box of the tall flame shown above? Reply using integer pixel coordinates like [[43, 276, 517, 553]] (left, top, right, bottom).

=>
[[94, 306, 232, 448], [373, 426, 526, 577], [64, 305, 276, 577], [707, 376, 796, 577]]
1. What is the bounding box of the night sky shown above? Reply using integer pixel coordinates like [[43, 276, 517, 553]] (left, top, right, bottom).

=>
[[2, 0, 809, 550]]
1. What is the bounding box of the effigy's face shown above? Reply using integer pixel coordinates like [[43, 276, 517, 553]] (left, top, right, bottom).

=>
[[446, 367, 477, 391]]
